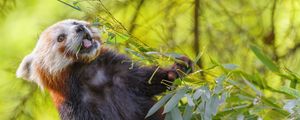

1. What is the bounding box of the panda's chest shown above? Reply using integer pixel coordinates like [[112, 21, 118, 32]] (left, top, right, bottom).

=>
[[80, 66, 112, 89]]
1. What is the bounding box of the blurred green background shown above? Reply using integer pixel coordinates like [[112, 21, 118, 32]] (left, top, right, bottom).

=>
[[1, 0, 300, 119], [0, 0, 80, 119]]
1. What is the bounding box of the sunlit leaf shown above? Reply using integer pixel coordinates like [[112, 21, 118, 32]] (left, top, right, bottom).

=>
[[220, 92, 227, 104], [72, 1, 78, 5], [193, 88, 204, 100], [125, 48, 144, 59], [209, 56, 221, 66], [206, 95, 220, 116], [214, 75, 226, 94], [201, 86, 211, 101], [280, 87, 300, 98], [250, 45, 280, 73], [163, 87, 188, 113], [164, 112, 172, 120], [165, 53, 183, 59], [145, 93, 173, 118], [57, 0, 81, 11], [173, 79, 182, 85], [170, 107, 183, 120], [115, 32, 130, 42], [237, 114, 245, 120], [183, 105, 193, 120], [242, 76, 262, 96], [128, 40, 154, 52], [283, 99, 298, 113], [222, 64, 238, 70], [185, 94, 195, 106], [222, 104, 250, 111]]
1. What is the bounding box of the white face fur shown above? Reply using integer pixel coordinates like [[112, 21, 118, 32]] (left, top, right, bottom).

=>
[[16, 19, 101, 84]]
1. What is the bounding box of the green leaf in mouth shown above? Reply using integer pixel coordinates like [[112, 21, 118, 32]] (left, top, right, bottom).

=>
[[75, 44, 82, 59]]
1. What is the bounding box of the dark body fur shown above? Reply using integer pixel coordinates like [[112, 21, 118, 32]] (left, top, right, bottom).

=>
[[58, 50, 188, 120]]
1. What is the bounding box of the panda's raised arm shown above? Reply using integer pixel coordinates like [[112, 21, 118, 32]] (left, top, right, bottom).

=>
[[126, 56, 193, 97]]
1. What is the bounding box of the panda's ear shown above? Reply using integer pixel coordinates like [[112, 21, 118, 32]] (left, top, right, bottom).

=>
[[16, 54, 34, 81]]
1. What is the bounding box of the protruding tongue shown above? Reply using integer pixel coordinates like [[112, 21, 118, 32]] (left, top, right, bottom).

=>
[[82, 39, 92, 48]]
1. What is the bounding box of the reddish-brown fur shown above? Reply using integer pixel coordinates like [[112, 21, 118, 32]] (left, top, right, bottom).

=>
[[36, 65, 70, 107], [36, 46, 107, 107]]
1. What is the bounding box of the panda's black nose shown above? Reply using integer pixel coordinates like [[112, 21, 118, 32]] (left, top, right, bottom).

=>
[[76, 25, 85, 33]]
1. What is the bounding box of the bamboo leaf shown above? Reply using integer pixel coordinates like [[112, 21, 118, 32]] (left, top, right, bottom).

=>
[[57, 0, 81, 11], [222, 64, 238, 70], [283, 99, 298, 113], [183, 105, 194, 120], [242, 76, 262, 96], [170, 107, 183, 120], [206, 95, 220, 116], [280, 86, 300, 98], [163, 87, 188, 113], [193, 88, 204, 100], [214, 75, 226, 94], [185, 94, 195, 106], [250, 45, 280, 73], [164, 112, 172, 120], [145, 93, 173, 118]]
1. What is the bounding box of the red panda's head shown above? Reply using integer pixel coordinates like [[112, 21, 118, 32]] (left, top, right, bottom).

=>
[[16, 19, 101, 87]]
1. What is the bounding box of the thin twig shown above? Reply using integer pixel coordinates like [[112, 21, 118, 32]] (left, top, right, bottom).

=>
[[194, 0, 205, 79], [57, 0, 81, 11], [128, 0, 145, 34], [270, 0, 279, 62], [97, 0, 129, 33], [193, 0, 201, 67]]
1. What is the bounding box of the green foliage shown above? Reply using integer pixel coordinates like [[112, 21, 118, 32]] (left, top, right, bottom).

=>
[[250, 44, 280, 73], [0, 0, 16, 16], [1, 0, 300, 120]]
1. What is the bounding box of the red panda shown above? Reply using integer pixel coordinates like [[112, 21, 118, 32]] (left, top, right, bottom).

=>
[[16, 19, 192, 120]]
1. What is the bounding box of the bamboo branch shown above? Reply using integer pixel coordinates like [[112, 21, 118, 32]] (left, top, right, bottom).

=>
[[271, 0, 279, 61], [128, 0, 145, 34], [193, 0, 203, 69]]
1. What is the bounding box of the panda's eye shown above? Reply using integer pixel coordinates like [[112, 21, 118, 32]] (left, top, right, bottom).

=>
[[72, 22, 79, 25], [57, 34, 66, 42]]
